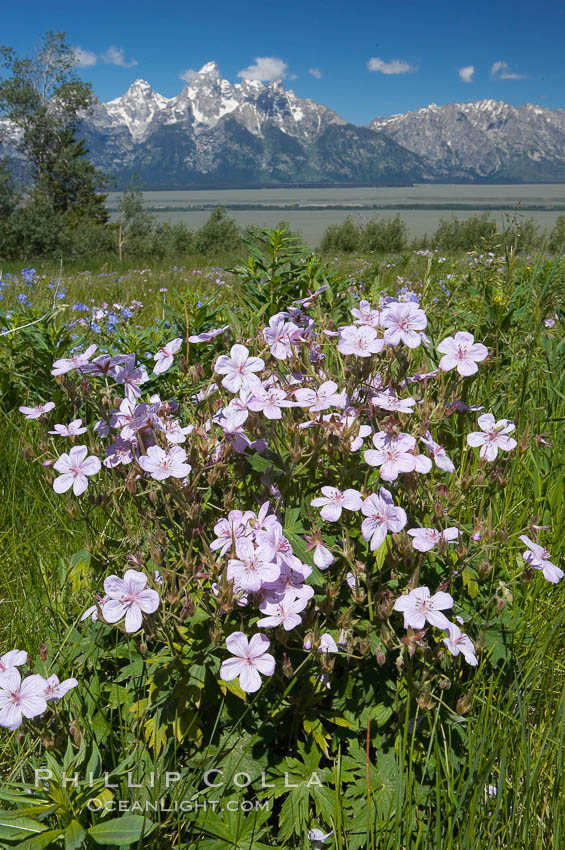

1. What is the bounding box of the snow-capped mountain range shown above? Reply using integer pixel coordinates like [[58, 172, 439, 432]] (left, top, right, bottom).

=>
[[370, 100, 565, 182], [4, 62, 565, 187]]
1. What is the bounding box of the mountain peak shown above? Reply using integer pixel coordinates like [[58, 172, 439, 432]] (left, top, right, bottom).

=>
[[196, 61, 221, 78]]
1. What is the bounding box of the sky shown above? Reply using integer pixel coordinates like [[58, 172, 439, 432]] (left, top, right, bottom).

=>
[[2, 0, 564, 124]]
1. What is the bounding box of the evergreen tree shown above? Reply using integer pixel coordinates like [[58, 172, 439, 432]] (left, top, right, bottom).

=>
[[0, 30, 108, 227]]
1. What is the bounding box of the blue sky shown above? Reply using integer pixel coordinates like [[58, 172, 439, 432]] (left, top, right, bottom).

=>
[[3, 0, 564, 123]]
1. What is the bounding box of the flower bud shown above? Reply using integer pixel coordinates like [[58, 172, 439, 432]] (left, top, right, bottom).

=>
[[282, 652, 294, 678], [456, 690, 473, 715], [39, 643, 48, 661]]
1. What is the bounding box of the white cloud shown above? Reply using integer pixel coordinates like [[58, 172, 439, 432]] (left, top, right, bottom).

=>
[[458, 65, 475, 83], [73, 47, 97, 68], [490, 60, 525, 80], [179, 68, 199, 83], [367, 57, 416, 75], [308, 67, 322, 79], [101, 47, 138, 68], [237, 57, 287, 82]]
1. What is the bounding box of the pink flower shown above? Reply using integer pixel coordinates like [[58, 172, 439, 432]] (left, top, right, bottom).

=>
[[248, 386, 296, 420], [210, 511, 247, 556], [0, 650, 27, 674], [219, 632, 275, 693], [51, 344, 97, 376], [311, 486, 363, 522], [364, 432, 417, 481], [443, 624, 478, 666], [393, 586, 454, 630], [43, 675, 78, 701], [257, 595, 309, 630], [420, 431, 455, 473], [102, 569, 160, 633], [53, 446, 101, 496], [138, 445, 192, 480], [407, 527, 460, 552], [370, 392, 416, 414], [381, 302, 427, 348], [437, 332, 488, 376], [305, 534, 334, 570], [466, 414, 517, 462], [227, 539, 280, 592], [153, 338, 183, 375], [520, 536, 563, 583], [19, 401, 55, 419], [263, 313, 299, 360], [0, 670, 48, 730], [188, 325, 229, 343], [337, 325, 384, 357], [351, 299, 383, 328], [222, 389, 255, 428], [361, 488, 407, 550], [214, 344, 264, 393], [294, 380, 345, 412], [48, 419, 87, 437]]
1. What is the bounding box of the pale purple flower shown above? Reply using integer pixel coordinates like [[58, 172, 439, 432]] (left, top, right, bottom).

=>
[[420, 432, 455, 473], [102, 569, 160, 633], [0, 650, 27, 674], [337, 325, 384, 357], [161, 419, 194, 444], [227, 539, 280, 592], [364, 432, 417, 481], [351, 299, 383, 328], [437, 332, 488, 377], [263, 313, 299, 360], [104, 437, 136, 468], [222, 389, 255, 428], [311, 486, 363, 522], [257, 595, 309, 630], [0, 671, 48, 729], [393, 586, 454, 630], [51, 344, 97, 376], [188, 325, 229, 343], [112, 354, 149, 399], [255, 524, 304, 573], [361, 488, 407, 550], [308, 828, 333, 849], [318, 633, 338, 653], [305, 535, 334, 570], [381, 302, 427, 348], [48, 419, 87, 437], [53, 446, 101, 496], [219, 632, 275, 693], [520, 536, 563, 583], [294, 380, 345, 412], [443, 624, 478, 666], [19, 401, 55, 419], [210, 511, 247, 556], [248, 386, 296, 420], [43, 675, 79, 701], [153, 337, 183, 375], [467, 414, 517, 462], [214, 344, 264, 393], [408, 527, 460, 552], [371, 392, 416, 414], [138, 445, 192, 480]]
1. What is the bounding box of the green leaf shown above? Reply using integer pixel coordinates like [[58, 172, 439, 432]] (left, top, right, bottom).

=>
[[64, 819, 87, 850], [88, 815, 155, 845], [14, 828, 64, 850], [0, 815, 48, 842]]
